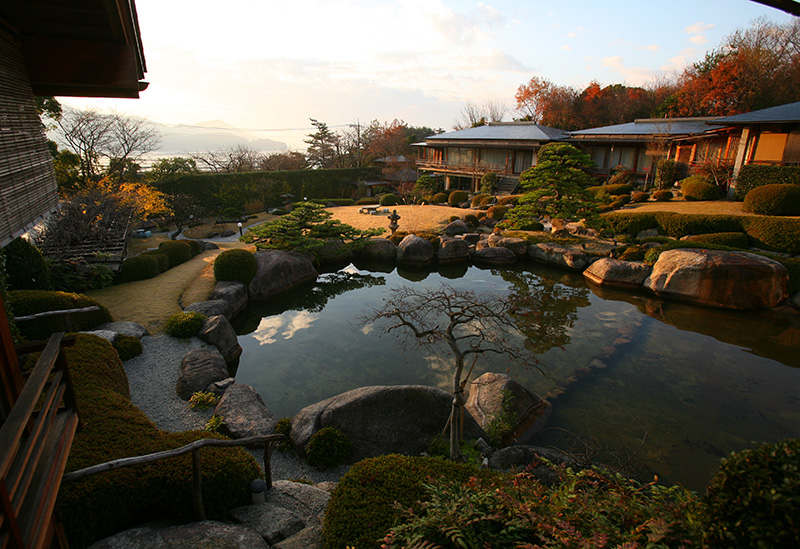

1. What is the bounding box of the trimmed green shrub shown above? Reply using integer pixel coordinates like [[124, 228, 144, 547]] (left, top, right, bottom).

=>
[[740, 216, 800, 256], [379, 193, 400, 206], [186, 239, 203, 257], [448, 190, 469, 207], [654, 159, 677, 190], [734, 164, 800, 201], [487, 205, 509, 221], [703, 439, 800, 548], [480, 171, 498, 195], [448, 215, 460, 222], [355, 197, 379, 205], [164, 311, 206, 338], [117, 254, 162, 283], [432, 192, 448, 204], [631, 191, 649, 203], [684, 232, 750, 248], [653, 189, 673, 201], [142, 251, 170, 273], [323, 455, 493, 548], [681, 176, 720, 201], [498, 194, 523, 206], [471, 193, 489, 207], [213, 249, 258, 286], [463, 214, 479, 226], [618, 245, 646, 261], [604, 183, 634, 196], [480, 195, 495, 206], [58, 334, 260, 548], [326, 198, 355, 206], [274, 417, 293, 451], [306, 427, 352, 469], [113, 334, 143, 361], [2, 237, 52, 290], [8, 290, 112, 341], [743, 183, 800, 216], [157, 240, 193, 268]]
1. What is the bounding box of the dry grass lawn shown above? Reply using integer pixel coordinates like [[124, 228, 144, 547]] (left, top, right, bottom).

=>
[[327, 204, 468, 234], [620, 198, 748, 216]]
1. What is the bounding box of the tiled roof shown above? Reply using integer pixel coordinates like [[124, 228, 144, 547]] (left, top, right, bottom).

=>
[[713, 102, 800, 124], [571, 118, 721, 137], [426, 123, 569, 142]]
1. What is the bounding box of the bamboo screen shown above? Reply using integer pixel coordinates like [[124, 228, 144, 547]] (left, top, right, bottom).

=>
[[0, 30, 59, 248]]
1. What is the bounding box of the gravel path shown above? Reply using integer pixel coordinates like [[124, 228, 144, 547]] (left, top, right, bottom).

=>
[[124, 334, 348, 483]]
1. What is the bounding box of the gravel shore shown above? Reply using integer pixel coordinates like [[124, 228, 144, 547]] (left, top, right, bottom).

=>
[[124, 334, 349, 483]]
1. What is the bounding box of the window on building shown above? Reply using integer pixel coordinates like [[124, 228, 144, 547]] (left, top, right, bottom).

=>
[[752, 131, 789, 163]]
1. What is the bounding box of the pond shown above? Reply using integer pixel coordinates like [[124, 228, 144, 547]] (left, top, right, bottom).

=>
[[231, 262, 800, 491]]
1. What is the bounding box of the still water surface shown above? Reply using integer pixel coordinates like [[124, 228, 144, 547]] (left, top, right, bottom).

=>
[[231, 263, 800, 490]]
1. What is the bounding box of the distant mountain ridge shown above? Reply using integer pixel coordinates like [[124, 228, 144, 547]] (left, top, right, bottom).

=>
[[152, 120, 288, 157]]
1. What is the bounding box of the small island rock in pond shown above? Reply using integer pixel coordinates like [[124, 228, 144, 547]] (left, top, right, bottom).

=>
[[443, 219, 469, 236], [486, 234, 528, 257], [644, 249, 788, 309], [438, 237, 471, 263], [209, 280, 248, 317], [249, 250, 318, 300], [528, 243, 588, 271], [583, 258, 652, 289], [355, 238, 397, 262], [185, 299, 233, 320], [472, 246, 517, 265], [176, 348, 229, 400], [215, 383, 277, 439], [396, 235, 435, 267], [197, 315, 242, 367]]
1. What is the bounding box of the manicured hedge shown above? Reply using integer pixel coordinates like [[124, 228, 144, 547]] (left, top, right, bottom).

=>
[[487, 205, 509, 220], [734, 164, 800, 201], [684, 232, 751, 248], [157, 240, 195, 268], [653, 190, 673, 201], [631, 191, 649, 203], [214, 248, 258, 286], [117, 254, 162, 283], [356, 197, 379, 205], [432, 192, 448, 204], [379, 193, 400, 206], [743, 183, 800, 216], [448, 190, 469, 207], [57, 334, 260, 548], [8, 290, 112, 341], [161, 167, 378, 211], [604, 183, 634, 196], [681, 176, 720, 201], [323, 455, 495, 549], [1, 237, 52, 291]]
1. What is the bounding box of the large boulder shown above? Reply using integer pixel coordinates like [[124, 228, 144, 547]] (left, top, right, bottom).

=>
[[466, 372, 551, 443], [488, 446, 580, 484], [443, 219, 469, 236], [486, 234, 528, 257], [290, 385, 484, 461], [583, 258, 652, 289], [396, 235, 435, 267], [87, 521, 269, 549], [249, 250, 318, 300], [197, 315, 243, 367], [528, 243, 589, 271], [437, 237, 471, 264], [215, 383, 277, 439], [95, 321, 148, 339], [315, 239, 354, 267], [210, 280, 249, 317], [176, 348, 229, 400], [644, 249, 788, 310], [472, 246, 517, 265], [185, 299, 233, 320], [356, 238, 397, 262]]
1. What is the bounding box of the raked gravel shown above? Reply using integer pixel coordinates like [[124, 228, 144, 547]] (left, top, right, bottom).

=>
[[124, 334, 348, 483]]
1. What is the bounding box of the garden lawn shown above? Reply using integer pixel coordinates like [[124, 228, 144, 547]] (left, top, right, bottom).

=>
[[326, 205, 467, 235], [623, 198, 756, 217]]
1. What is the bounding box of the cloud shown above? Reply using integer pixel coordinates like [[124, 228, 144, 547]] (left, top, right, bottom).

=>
[[601, 56, 659, 86], [641, 44, 660, 52], [690, 35, 708, 45], [562, 45, 572, 51], [685, 22, 715, 35]]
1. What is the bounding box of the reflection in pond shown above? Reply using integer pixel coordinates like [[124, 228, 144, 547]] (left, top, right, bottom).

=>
[[232, 263, 800, 491]]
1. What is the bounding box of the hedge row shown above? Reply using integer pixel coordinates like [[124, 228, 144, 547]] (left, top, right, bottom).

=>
[[734, 164, 800, 200], [58, 334, 260, 548], [8, 290, 112, 341], [161, 167, 379, 211], [117, 240, 203, 284], [604, 211, 800, 255]]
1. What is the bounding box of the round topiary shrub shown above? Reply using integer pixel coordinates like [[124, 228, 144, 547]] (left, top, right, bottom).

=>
[[142, 251, 170, 273], [306, 426, 351, 469], [684, 232, 750, 248], [157, 240, 193, 268], [486, 205, 509, 221], [448, 190, 469, 207], [498, 195, 522, 206], [681, 176, 720, 201], [604, 184, 634, 196], [432, 192, 448, 204], [471, 194, 489, 207], [617, 245, 646, 261], [213, 249, 258, 286], [743, 183, 800, 216], [355, 197, 379, 205], [379, 194, 400, 206], [118, 254, 161, 284], [186, 239, 203, 257], [463, 214, 479, 226], [703, 439, 800, 548], [480, 171, 498, 195], [652, 190, 673, 201], [631, 191, 649, 203], [448, 215, 460, 222], [113, 334, 143, 361], [274, 417, 293, 451], [164, 311, 206, 338], [1, 237, 52, 291]]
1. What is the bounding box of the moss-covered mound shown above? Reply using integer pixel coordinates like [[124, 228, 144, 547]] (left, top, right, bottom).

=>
[[58, 334, 260, 548], [213, 248, 258, 286], [8, 290, 112, 341]]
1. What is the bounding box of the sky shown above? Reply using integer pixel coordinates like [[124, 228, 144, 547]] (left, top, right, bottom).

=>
[[60, 0, 794, 151]]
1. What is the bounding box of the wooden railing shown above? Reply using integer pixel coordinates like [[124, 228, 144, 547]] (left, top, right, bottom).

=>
[[62, 434, 285, 521], [0, 333, 79, 549]]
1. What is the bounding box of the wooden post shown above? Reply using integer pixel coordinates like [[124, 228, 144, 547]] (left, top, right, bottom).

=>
[[264, 441, 273, 490], [191, 449, 205, 520]]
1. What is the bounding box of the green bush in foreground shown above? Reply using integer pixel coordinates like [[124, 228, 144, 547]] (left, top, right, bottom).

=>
[[681, 176, 720, 201], [8, 290, 112, 341], [684, 232, 750, 248], [113, 334, 143, 361], [743, 183, 800, 216], [448, 190, 469, 207], [703, 439, 800, 548], [734, 164, 800, 200], [1, 237, 52, 291], [379, 193, 400, 206], [323, 455, 492, 549], [117, 254, 162, 283], [213, 248, 258, 286], [471, 193, 489, 207], [164, 311, 206, 338], [653, 189, 674, 201], [306, 427, 352, 469], [604, 183, 634, 196], [432, 192, 448, 204], [157, 240, 194, 268]]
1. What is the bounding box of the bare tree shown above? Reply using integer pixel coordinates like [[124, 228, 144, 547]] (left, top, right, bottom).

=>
[[190, 144, 264, 173], [362, 285, 544, 460], [453, 100, 507, 130], [105, 112, 161, 180]]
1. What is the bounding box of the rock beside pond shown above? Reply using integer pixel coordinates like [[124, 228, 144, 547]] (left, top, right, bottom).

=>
[[249, 250, 318, 300], [396, 235, 435, 267], [438, 237, 471, 263], [356, 238, 397, 262], [443, 219, 469, 235], [215, 383, 277, 440], [486, 234, 528, 257], [472, 246, 517, 265], [83, 330, 118, 345], [488, 446, 581, 485], [185, 299, 233, 320], [290, 385, 485, 462], [466, 372, 551, 443], [528, 243, 589, 271], [315, 239, 354, 267], [197, 315, 242, 367], [210, 281, 248, 317], [644, 249, 788, 310], [176, 348, 229, 400], [583, 258, 652, 289], [96, 321, 148, 339]]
